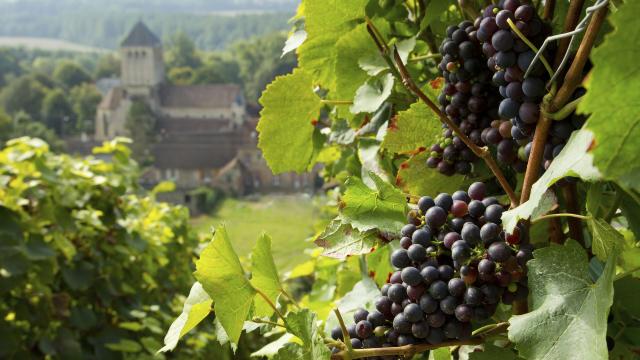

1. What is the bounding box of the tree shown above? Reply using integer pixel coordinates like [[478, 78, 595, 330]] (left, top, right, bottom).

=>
[[166, 31, 202, 69], [52, 61, 92, 89], [0, 48, 21, 87], [0, 75, 47, 120], [191, 55, 241, 84], [167, 66, 195, 85], [94, 53, 120, 79], [69, 84, 101, 133], [41, 89, 74, 135], [125, 100, 156, 165]]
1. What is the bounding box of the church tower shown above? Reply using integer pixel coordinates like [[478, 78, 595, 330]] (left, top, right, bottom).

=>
[[120, 21, 164, 94]]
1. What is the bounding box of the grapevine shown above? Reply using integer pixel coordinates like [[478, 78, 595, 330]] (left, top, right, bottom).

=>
[[158, 0, 640, 359]]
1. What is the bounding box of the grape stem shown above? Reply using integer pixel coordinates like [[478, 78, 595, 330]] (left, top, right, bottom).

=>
[[250, 318, 286, 329], [334, 308, 354, 357], [518, 4, 608, 205], [543, 0, 556, 22], [532, 212, 591, 223], [330, 322, 509, 359], [364, 19, 519, 208], [543, 96, 583, 120], [280, 288, 302, 310], [255, 288, 287, 324], [321, 99, 354, 105]]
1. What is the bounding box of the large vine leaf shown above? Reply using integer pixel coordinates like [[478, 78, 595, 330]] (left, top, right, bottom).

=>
[[502, 129, 601, 232], [468, 344, 518, 360], [396, 151, 466, 197], [339, 172, 408, 233], [284, 309, 332, 360], [382, 101, 442, 153], [335, 21, 390, 104], [194, 225, 256, 345], [250, 234, 282, 318], [578, 0, 640, 194], [298, 0, 368, 89], [159, 282, 212, 352], [587, 216, 625, 262], [257, 69, 322, 174], [508, 240, 615, 360], [350, 73, 395, 114], [314, 219, 379, 259]]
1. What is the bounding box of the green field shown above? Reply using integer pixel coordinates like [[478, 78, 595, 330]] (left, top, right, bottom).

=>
[[191, 194, 320, 270]]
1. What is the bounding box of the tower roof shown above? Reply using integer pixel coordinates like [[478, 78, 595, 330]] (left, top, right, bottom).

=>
[[121, 21, 161, 47]]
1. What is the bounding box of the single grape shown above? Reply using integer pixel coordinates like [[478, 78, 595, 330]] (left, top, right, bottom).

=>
[[393, 313, 412, 334], [495, 10, 515, 29], [411, 228, 432, 247], [375, 296, 392, 316], [488, 241, 512, 262], [451, 200, 469, 217], [418, 196, 435, 214], [411, 321, 430, 339], [478, 259, 496, 275], [434, 193, 454, 211], [492, 30, 514, 51], [331, 326, 343, 340], [407, 243, 427, 262], [448, 278, 466, 297], [397, 334, 416, 346], [438, 265, 455, 281], [429, 280, 449, 300], [391, 249, 411, 269], [484, 204, 504, 223], [390, 270, 402, 284], [464, 286, 484, 305], [455, 304, 474, 322], [426, 311, 446, 328], [468, 182, 486, 200], [351, 338, 363, 349], [401, 267, 423, 287], [425, 206, 447, 228], [356, 320, 373, 338], [440, 295, 459, 315], [461, 222, 481, 245], [388, 284, 407, 303], [522, 77, 545, 97], [421, 266, 440, 285], [400, 236, 412, 249], [480, 222, 500, 245], [518, 102, 540, 124], [354, 309, 369, 323], [403, 303, 424, 323], [468, 200, 486, 218], [419, 294, 439, 314], [499, 98, 520, 119], [407, 284, 426, 300]]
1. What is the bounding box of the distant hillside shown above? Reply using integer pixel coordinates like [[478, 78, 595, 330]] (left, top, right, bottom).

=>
[[0, 0, 297, 50], [0, 37, 111, 53]]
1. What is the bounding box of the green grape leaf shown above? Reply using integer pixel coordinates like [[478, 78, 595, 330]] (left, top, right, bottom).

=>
[[258, 69, 322, 174], [502, 129, 601, 233], [339, 172, 408, 233], [358, 138, 393, 187], [421, 0, 452, 28], [194, 225, 256, 345], [620, 193, 640, 241], [284, 309, 331, 360], [335, 21, 390, 104], [468, 344, 518, 360], [159, 282, 213, 352], [508, 240, 615, 360], [283, 30, 307, 56], [587, 216, 625, 262], [250, 233, 282, 317], [382, 101, 441, 153], [105, 339, 143, 353], [609, 277, 640, 358], [314, 219, 379, 259], [359, 36, 415, 76], [298, 0, 368, 89], [336, 277, 381, 313], [430, 347, 452, 360], [367, 243, 395, 286], [350, 73, 395, 114], [251, 333, 294, 358], [396, 151, 466, 197], [578, 0, 640, 194]]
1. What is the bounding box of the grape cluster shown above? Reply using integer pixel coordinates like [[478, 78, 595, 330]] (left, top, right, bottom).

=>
[[329, 183, 532, 356], [428, 20, 502, 175], [475, 0, 554, 170]]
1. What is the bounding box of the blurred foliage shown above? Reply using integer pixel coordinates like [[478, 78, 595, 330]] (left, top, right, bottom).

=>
[[0, 137, 208, 359]]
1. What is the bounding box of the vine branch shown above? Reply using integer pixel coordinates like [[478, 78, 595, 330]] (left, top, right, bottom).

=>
[[364, 19, 519, 207], [532, 212, 591, 223]]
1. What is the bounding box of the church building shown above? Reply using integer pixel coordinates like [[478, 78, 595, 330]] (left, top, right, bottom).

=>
[[93, 22, 318, 212]]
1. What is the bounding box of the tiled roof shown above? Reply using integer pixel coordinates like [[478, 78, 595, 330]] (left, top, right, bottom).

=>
[[159, 84, 241, 109], [121, 21, 161, 47]]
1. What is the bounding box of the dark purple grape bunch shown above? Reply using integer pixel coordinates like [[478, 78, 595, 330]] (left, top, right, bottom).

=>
[[475, 0, 555, 169], [329, 182, 533, 352], [429, 20, 503, 175]]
